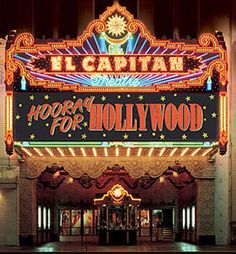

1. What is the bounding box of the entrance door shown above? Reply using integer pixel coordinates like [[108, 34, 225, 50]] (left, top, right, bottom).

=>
[[137, 208, 175, 241]]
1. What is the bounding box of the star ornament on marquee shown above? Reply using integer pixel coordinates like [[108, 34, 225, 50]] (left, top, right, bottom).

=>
[[82, 133, 87, 140], [182, 134, 187, 140], [211, 112, 217, 118], [83, 121, 88, 127], [138, 95, 144, 101], [123, 133, 129, 140], [15, 114, 21, 120], [107, 14, 127, 37], [160, 96, 166, 102], [101, 95, 106, 101], [160, 134, 165, 140], [30, 133, 35, 140], [185, 96, 191, 102], [209, 94, 215, 100], [202, 132, 208, 139]]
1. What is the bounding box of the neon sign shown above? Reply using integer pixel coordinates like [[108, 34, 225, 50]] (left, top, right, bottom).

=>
[[14, 92, 218, 143], [5, 2, 228, 155], [37, 55, 194, 74]]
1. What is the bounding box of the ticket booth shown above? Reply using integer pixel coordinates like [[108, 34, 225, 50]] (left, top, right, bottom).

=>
[[94, 184, 141, 245]]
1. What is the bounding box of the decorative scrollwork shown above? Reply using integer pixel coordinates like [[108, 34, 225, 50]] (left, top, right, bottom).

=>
[[127, 21, 139, 34], [199, 33, 218, 47], [15, 33, 34, 49]]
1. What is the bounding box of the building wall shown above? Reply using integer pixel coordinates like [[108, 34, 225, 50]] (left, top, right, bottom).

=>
[[0, 39, 19, 246]]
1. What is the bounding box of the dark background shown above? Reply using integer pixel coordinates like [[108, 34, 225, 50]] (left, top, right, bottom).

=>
[[0, 0, 232, 40]]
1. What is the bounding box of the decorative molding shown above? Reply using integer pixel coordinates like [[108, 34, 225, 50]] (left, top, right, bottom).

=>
[[22, 156, 215, 179], [19, 178, 37, 235], [197, 179, 215, 236], [0, 165, 19, 181]]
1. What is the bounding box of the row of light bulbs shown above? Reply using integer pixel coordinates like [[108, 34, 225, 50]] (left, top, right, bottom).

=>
[[21, 147, 214, 157]]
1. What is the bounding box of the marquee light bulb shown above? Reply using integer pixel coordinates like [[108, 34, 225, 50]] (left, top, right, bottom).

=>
[[137, 148, 142, 156], [159, 148, 166, 156], [116, 147, 119, 157], [69, 148, 76, 156], [202, 148, 213, 157], [80, 148, 86, 157], [22, 147, 32, 157], [180, 148, 189, 156], [92, 148, 97, 157], [127, 147, 131, 157], [45, 148, 54, 157], [57, 148, 64, 156], [191, 148, 201, 156], [148, 148, 154, 156], [104, 147, 108, 157], [170, 148, 178, 156], [33, 147, 43, 157]]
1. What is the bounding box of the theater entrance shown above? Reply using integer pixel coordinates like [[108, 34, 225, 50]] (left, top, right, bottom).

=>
[[34, 160, 199, 245], [94, 184, 141, 245]]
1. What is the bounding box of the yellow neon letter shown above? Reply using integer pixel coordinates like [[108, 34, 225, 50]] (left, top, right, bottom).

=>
[[82, 56, 96, 72], [97, 57, 112, 72], [114, 57, 127, 72], [169, 57, 183, 71], [65, 56, 76, 71], [128, 57, 136, 72], [138, 56, 151, 72], [152, 57, 167, 71], [51, 56, 62, 71]]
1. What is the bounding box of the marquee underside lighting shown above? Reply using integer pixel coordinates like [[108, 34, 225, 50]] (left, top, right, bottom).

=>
[[14, 146, 218, 158]]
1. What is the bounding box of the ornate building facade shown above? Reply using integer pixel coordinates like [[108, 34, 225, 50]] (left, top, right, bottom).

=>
[[0, 0, 235, 247]]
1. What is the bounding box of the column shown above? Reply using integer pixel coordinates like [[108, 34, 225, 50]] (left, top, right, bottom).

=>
[[52, 0, 59, 39], [77, 0, 93, 36], [172, 0, 179, 39], [196, 179, 215, 244], [138, 0, 155, 35], [199, 0, 231, 245], [19, 177, 37, 245], [230, 0, 236, 244], [16, 0, 34, 34]]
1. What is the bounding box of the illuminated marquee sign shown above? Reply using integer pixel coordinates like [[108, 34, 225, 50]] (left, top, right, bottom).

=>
[[14, 92, 218, 142], [5, 2, 228, 155], [37, 55, 197, 74]]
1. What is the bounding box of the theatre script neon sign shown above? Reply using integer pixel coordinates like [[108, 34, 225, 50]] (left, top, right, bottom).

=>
[[5, 2, 228, 154]]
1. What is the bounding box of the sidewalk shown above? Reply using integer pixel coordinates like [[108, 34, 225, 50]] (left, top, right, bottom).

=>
[[0, 241, 236, 253]]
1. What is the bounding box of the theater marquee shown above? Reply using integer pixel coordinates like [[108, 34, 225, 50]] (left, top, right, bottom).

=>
[[5, 2, 228, 154]]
